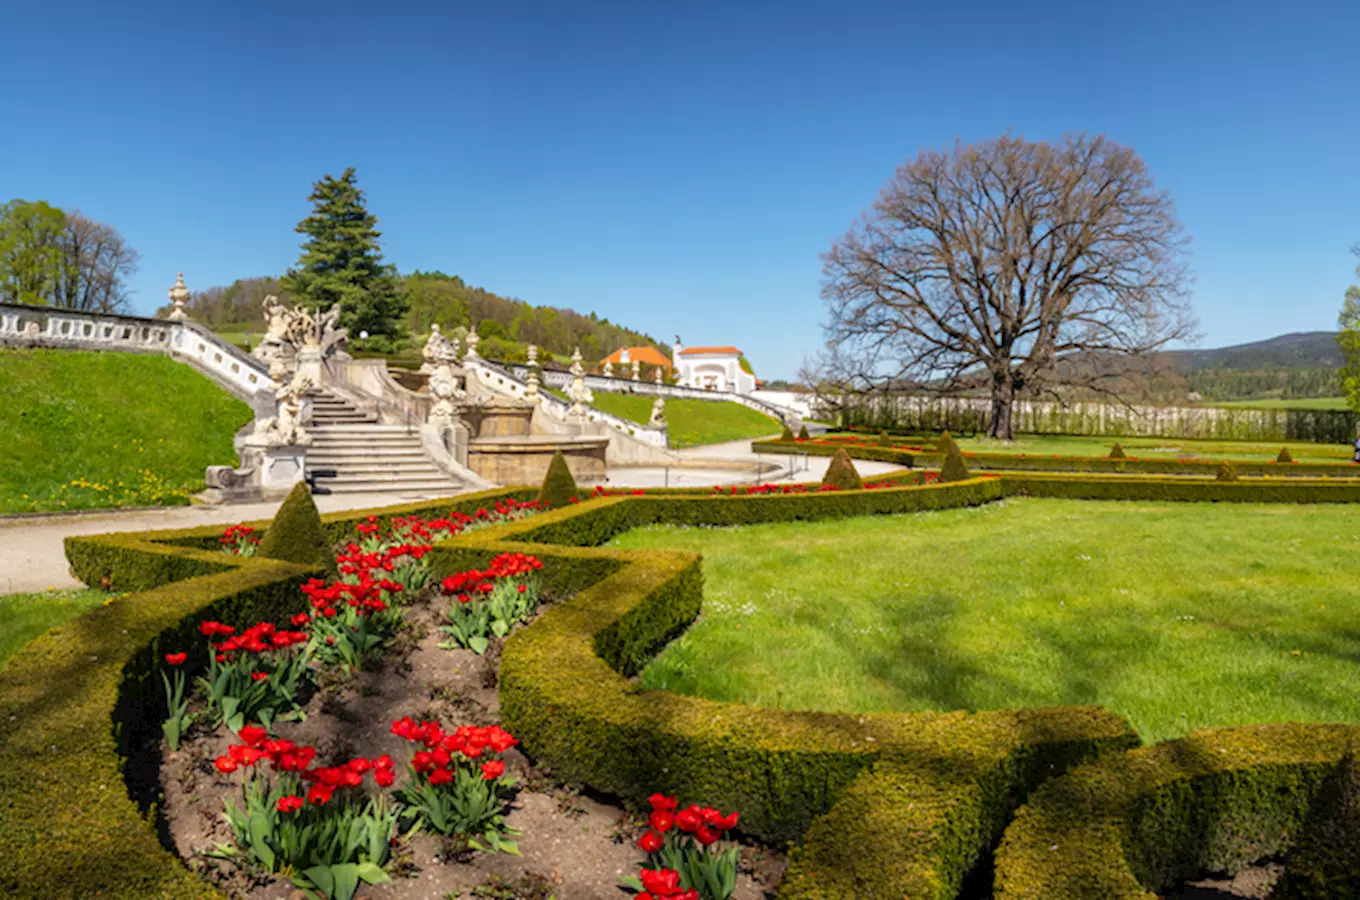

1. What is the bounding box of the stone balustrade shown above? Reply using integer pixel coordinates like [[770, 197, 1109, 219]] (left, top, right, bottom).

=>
[[0, 302, 275, 402], [498, 361, 795, 423]]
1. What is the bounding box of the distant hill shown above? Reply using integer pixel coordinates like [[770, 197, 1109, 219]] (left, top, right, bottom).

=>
[[1163, 331, 1343, 371]]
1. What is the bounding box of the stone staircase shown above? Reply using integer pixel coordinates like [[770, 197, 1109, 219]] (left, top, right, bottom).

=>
[[305, 390, 465, 495]]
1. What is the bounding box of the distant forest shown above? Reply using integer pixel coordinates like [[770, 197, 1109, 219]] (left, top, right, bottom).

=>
[[1183, 368, 1339, 401], [164, 271, 670, 365]]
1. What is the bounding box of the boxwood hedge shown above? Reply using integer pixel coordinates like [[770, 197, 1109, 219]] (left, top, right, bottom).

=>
[[753, 436, 1360, 479], [12, 474, 1357, 898], [993, 722, 1360, 899]]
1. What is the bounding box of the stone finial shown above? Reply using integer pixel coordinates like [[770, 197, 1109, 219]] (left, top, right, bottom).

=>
[[631, 359, 641, 381], [526, 344, 538, 366], [168, 272, 190, 320], [464, 326, 480, 359], [655, 366, 664, 385], [603, 360, 613, 378]]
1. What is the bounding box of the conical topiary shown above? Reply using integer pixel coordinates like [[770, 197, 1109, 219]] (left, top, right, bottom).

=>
[[797, 424, 810, 440], [939, 432, 971, 483], [877, 431, 891, 446], [935, 430, 961, 458], [780, 424, 795, 442], [1109, 443, 1127, 459], [537, 450, 578, 508], [821, 448, 864, 491], [1277, 446, 1294, 463], [256, 481, 335, 575], [1216, 461, 1238, 482]]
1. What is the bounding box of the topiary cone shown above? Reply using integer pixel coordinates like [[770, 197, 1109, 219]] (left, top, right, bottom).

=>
[[877, 431, 891, 446], [538, 449, 579, 508], [256, 481, 336, 575], [821, 448, 864, 491], [935, 430, 961, 458], [780, 424, 795, 441], [1277, 446, 1294, 463], [1216, 461, 1238, 482], [939, 436, 971, 483], [797, 424, 810, 440], [1109, 443, 1127, 459]]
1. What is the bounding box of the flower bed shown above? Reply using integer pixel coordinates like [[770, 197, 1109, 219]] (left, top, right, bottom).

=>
[[752, 435, 1360, 479]]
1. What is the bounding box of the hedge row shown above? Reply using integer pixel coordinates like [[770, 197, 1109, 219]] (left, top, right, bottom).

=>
[[754, 437, 1360, 479], [426, 481, 1139, 898], [993, 723, 1360, 899], [999, 471, 1360, 504], [2, 487, 531, 899]]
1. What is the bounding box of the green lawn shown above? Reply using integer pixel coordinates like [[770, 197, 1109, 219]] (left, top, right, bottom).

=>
[[584, 391, 781, 448], [612, 499, 1360, 743], [0, 588, 113, 667], [875, 432, 1356, 463], [1214, 397, 1350, 411], [0, 349, 254, 513]]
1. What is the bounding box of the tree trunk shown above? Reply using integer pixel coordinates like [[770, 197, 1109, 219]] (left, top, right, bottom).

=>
[[987, 376, 1015, 440]]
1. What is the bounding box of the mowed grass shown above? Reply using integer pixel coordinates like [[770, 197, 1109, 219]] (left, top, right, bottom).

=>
[[879, 432, 1356, 463], [0, 349, 254, 513], [1215, 397, 1350, 411], [612, 499, 1360, 743], [582, 392, 781, 448], [0, 588, 113, 667]]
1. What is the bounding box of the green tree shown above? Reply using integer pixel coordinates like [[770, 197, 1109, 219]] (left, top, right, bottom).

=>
[[280, 168, 407, 341], [1338, 284, 1360, 413], [0, 200, 68, 305]]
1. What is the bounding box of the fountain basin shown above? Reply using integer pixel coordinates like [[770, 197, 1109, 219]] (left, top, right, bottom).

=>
[[468, 434, 608, 485]]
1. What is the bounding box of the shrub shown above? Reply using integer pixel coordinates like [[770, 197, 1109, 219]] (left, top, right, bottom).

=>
[[1109, 443, 1127, 459], [798, 424, 810, 440], [1216, 461, 1238, 482], [821, 448, 864, 491], [939, 437, 971, 483], [1278, 446, 1295, 463], [993, 723, 1360, 900], [935, 430, 961, 457], [1273, 753, 1360, 900], [878, 431, 891, 446], [998, 472, 1360, 504], [537, 450, 578, 508], [256, 482, 335, 576], [780, 424, 795, 441]]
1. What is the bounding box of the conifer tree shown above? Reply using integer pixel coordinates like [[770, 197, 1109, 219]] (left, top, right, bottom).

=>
[[281, 168, 407, 343]]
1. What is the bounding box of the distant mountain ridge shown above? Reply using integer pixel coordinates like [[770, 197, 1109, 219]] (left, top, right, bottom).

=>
[[1163, 331, 1343, 371]]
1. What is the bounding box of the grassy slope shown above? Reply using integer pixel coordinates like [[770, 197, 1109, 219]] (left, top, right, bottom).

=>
[[587, 392, 780, 448], [0, 589, 112, 667], [0, 349, 254, 513], [614, 498, 1360, 743], [865, 432, 1356, 463]]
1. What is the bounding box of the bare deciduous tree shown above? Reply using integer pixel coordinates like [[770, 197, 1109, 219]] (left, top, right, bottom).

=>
[[54, 213, 140, 313], [821, 133, 1195, 439]]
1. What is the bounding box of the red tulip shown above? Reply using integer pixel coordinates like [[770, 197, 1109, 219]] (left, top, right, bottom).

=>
[[164, 652, 187, 666], [277, 795, 304, 813], [637, 829, 664, 853], [649, 810, 675, 833], [214, 755, 238, 774], [639, 869, 681, 895], [481, 760, 506, 780]]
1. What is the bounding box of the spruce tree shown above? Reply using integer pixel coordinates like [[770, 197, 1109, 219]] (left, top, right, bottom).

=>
[[281, 168, 408, 343]]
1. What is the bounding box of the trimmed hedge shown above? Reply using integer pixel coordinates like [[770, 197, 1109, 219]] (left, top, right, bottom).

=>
[[754, 436, 1360, 479], [821, 448, 864, 491], [993, 723, 1360, 900], [256, 481, 335, 575], [423, 481, 1138, 897], [998, 471, 1360, 504]]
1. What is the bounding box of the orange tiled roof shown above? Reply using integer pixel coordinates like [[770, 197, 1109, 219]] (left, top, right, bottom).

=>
[[599, 346, 673, 369], [678, 345, 742, 356]]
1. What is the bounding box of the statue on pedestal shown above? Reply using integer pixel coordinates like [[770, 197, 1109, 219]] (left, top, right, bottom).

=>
[[631, 359, 641, 381], [566, 347, 594, 419], [525, 344, 541, 398], [649, 396, 667, 428]]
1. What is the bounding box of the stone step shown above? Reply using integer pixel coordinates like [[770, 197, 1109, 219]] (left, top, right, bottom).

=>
[[308, 437, 421, 448], [307, 449, 431, 460], [309, 424, 422, 434], [308, 462, 443, 476], [309, 477, 460, 493]]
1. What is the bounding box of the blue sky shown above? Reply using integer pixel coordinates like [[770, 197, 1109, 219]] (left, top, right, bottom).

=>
[[2, 1, 1357, 379]]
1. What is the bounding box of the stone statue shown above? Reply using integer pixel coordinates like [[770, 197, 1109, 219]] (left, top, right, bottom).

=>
[[252, 296, 349, 373], [248, 369, 315, 447], [525, 345, 540, 398], [566, 347, 594, 419], [464, 328, 480, 360], [631, 359, 641, 381], [654, 366, 664, 385], [420, 324, 444, 373], [602, 360, 613, 378], [427, 363, 467, 427], [649, 396, 667, 427]]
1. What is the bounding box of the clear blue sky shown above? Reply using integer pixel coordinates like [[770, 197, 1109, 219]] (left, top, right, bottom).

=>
[[2, 0, 1357, 379]]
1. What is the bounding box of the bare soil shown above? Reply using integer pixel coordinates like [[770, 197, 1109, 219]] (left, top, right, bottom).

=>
[[155, 589, 785, 899]]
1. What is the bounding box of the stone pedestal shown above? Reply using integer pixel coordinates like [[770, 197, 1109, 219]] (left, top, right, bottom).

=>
[[295, 346, 324, 383], [204, 444, 307, 503]]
